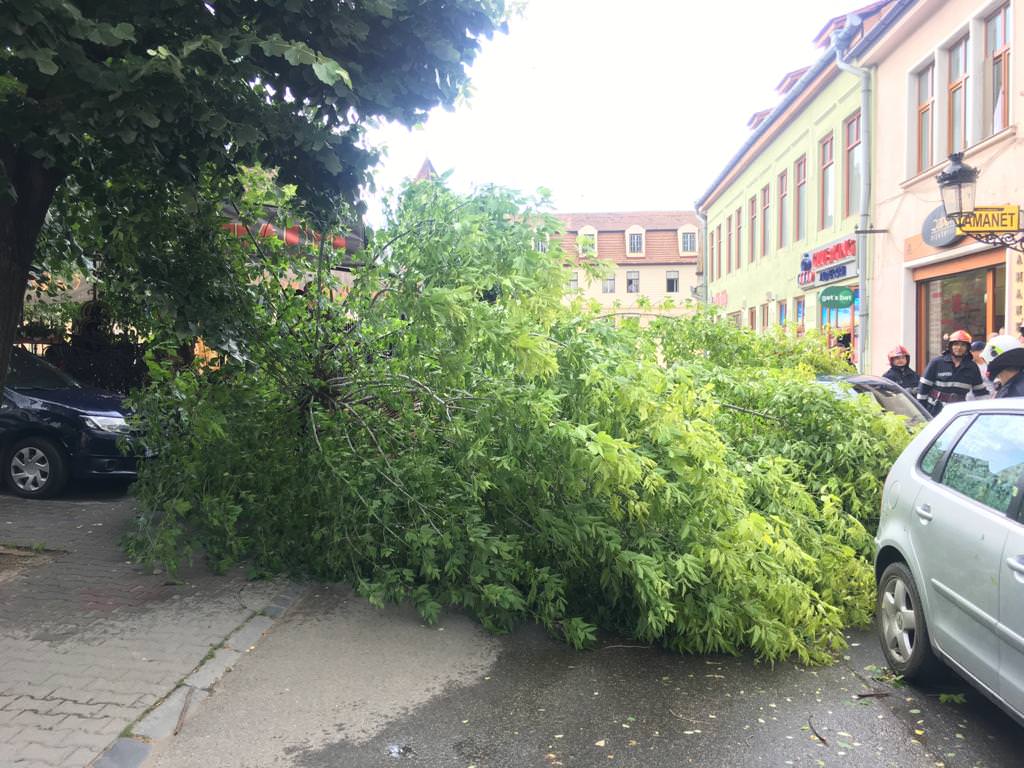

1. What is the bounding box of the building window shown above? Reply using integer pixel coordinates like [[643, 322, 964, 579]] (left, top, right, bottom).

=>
[[948, 37, 968, 154], [777, 170, 789, 248], [986, 4, 1011, 135], [794, 155, 807, 241], [795, 296, 805, 334], [748, 196, 757, 262], [708, 230, 715, 280], [716, 224, 722, 278], [778, 299, 788, 326], [844, 111, 862, 217], [761, 302, 769, 330], [567, 270, 579, 290], [666, 270, 679, 293], [578, 226, 597, 258], [760, 185, 770, 257], [680, 231, 697, 252], [820, 132, 834, 229], [726, 215, 733, 273], [626, 270, 639, 293], [535, 236, 549, 253], [734, 207, 742, 268], [628, 233, 643, 254], [602, 275, 615, 293], [748, 306, 757, 329], [916, 63, 934, 173], [728, 311, 742, 328]]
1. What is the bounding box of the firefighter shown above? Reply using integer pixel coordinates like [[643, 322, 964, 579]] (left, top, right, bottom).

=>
[[881, 344, 919, 392], [916, 330, 988, 415]]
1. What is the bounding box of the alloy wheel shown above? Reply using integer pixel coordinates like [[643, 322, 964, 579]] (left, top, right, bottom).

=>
[[880, 575, 918, 664], [10, 446, 50, 493]]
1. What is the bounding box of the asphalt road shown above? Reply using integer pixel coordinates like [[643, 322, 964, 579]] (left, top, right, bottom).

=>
[[145, 583, 1022, 768]]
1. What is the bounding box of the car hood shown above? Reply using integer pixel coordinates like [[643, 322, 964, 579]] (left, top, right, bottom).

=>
[[9, 387, 127, 417]]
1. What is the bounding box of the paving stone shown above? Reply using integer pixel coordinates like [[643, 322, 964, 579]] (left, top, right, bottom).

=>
[[132, 686, 209, 741], [183, 647, 241, 690], [224, 615, 274, 652], [64, 747, 105, 768], [91, 738, 150, 768]]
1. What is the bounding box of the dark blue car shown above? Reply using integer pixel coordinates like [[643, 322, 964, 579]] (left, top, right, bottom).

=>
[[2, 347, 137, 498]]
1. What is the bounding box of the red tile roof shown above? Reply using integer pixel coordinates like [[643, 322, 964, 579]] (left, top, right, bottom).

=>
[[554, 211, 699, 231], [553, 211, 700, 265]]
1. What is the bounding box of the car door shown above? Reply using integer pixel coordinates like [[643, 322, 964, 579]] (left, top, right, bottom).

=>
[[910, 412, 1024, 692], [999, 514, 1024, 717]]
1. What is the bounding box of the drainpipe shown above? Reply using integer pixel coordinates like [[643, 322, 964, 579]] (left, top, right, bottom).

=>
[[833, 15, 871, 373], [698, 211, 709, 306]]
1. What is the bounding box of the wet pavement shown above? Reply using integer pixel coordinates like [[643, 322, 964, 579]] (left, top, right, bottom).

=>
[[145, 584, 1022, 768]]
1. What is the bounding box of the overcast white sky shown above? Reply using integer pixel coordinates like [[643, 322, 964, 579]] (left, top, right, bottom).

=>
[[364, 0, 861, 222]]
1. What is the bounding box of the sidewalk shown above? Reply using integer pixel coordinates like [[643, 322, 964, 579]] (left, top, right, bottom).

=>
[[0, 488, 288, 768]]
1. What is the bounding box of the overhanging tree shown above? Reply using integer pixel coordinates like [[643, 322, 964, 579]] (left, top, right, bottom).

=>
[[0, 0, 506, 386]]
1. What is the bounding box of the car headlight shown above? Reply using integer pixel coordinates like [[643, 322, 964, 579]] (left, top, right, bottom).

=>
[[82, 415, 131, 434]]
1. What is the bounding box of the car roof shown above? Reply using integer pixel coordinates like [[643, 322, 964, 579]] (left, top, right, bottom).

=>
[[940, 397, 1024, 415]]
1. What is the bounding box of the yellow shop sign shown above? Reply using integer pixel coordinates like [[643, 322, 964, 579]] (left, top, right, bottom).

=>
[[958, 205, 1020, 233]]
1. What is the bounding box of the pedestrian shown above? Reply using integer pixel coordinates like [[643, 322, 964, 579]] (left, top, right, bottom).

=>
[[969, 340, 995, 397], [881, 344, 919, 392], [987, 346, 1024, 397], [916, 330, 988, 415]]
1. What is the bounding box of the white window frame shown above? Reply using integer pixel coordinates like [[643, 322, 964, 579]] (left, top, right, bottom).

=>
[[666, 270, 679, 293], [578, 225, 598, 259], [626, 225, 645, 257], [567, 270, 579, 291], [602, 274, 615, 293], [626, 270, 640, 293], [679, 228, 697, 253]]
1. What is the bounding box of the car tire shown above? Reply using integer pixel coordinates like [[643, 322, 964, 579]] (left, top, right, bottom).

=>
[[877, 561, 944, 682], [5, 436, 69, 499]]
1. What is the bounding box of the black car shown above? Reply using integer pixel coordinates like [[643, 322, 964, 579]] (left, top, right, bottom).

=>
[[817, 373, 932, 426], [1, 347, 137, 498]]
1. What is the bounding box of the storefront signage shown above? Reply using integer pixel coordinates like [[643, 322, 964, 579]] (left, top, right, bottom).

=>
[[958, 205, 1021, 233], [819, 285, 854, 309], [797, 236, 858, 289], [922, 205, 964, 248]]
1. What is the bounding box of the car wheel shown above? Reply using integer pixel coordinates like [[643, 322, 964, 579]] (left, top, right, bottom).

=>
[[877, 561, 944, 682], [5, 436, 69, 499]]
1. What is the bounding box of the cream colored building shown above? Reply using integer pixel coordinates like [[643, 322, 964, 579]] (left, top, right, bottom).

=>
[[554, 211, 702, 322]]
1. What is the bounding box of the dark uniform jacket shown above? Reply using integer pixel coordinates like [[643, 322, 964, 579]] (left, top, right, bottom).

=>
[[882, 365, 919, 392], [996, 372, 1024, 398], [916, 353, 987, 415]]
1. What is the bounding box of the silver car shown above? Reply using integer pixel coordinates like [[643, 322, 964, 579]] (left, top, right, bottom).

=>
[[875, 399, 1024, 726]]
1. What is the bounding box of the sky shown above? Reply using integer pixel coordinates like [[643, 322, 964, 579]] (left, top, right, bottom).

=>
[[364, 0, 862, 223]]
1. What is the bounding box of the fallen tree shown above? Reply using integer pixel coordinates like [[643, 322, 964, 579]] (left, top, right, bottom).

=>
[[125, 181, 912, 664]]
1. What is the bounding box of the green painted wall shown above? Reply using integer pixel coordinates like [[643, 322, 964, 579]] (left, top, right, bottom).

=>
[[704, 70, 864, 334]]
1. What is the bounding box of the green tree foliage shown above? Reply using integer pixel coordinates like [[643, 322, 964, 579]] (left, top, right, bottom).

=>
[[125, 181, 912, 664], [0, 0, 506, 387]]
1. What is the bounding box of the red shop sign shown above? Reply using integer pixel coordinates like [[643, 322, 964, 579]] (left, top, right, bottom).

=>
[[811, 238, 856, 269]]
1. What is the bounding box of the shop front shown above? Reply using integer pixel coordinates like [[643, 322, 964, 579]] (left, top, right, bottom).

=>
[[798, 235, 860, 363], [913, 249, 1006, 369]]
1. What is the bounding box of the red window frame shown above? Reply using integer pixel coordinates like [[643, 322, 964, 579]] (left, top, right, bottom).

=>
[[948, 37, 968, 153], [748, 306, 757, 329], [760, 302, 769, 330], [794, 155, 806, 241], [917, 64, 934, 173], [987, 4, 1011, 134], [735, 207, 742, 269], [716, 223, 722, 278], [748, 196, 757, 262], [726, 215, 733, 273], [760, 184, 770, 257], [844, 111, 861, 218], [777, 170, 788, 248], [819, 132, 834, 229], [708, 230, 715, 280]]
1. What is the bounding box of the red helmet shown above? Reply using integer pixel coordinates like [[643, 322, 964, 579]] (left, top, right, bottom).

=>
[[887, 344, 910, 361], [948, 330, 972, 343]]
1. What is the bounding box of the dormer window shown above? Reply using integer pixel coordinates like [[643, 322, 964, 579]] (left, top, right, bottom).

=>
[[577, 225, 597, 258], [679, 229, 697, 253], [626, 225, 645, 257]]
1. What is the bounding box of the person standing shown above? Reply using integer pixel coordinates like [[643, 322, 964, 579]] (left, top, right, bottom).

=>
[[969, 340, 995, 397], [916, 330, 988, 415], [987, 347, 1024, 398], [881, 344, 919, 392]]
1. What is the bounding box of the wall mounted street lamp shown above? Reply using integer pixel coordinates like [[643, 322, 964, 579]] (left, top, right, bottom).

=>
[[936, 152, 1024, 252]]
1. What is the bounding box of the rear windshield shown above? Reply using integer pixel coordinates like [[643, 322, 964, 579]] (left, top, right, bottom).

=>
[[861, 384, 925, 424], [6, 347, 80, 389]]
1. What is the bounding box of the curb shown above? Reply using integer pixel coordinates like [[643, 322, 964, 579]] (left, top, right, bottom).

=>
[[90, 580, 307, 768]]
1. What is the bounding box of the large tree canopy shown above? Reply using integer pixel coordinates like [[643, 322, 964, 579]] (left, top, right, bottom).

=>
[[0, 0, 506, 386]]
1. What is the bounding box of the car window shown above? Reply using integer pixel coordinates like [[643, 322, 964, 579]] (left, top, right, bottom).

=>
[[861, 385, 925, 423], [938, 414, 1024, 515], [920, 415, 971, 476], [6, 347, 80, 389]]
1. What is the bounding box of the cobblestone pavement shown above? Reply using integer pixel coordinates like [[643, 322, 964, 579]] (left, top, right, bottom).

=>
[[0, 486, 284, 768]]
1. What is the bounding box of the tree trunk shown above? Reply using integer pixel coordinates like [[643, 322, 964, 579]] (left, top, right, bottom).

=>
[[0, 143, 64, 390]]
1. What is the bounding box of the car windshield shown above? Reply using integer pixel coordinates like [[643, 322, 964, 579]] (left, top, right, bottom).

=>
[[6, 347, 81, 390], [857, 383, 925, 423]]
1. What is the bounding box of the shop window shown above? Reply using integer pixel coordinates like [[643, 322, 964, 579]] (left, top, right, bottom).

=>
[[820, 287, 860, 363], [917, 263, 1005, 365], [666, 270, 679, 293], [794, 156, 806, 241], [761, 185, 770, 257], [777, 170, 789, 248], [986, 4, 1011, 136], [778, 300, 788, 326], [948, 37, 968, 154], [915, 63, 934, 173], [844, 111, 862, 217], [820, 132, 834, 229], [795, 296, 806, 335], [626, 270, 640, 293]]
